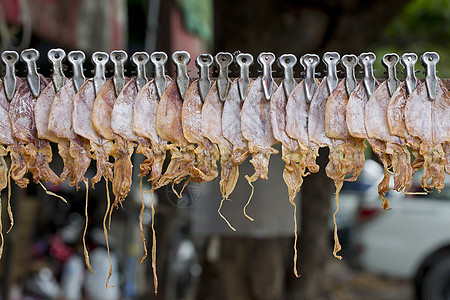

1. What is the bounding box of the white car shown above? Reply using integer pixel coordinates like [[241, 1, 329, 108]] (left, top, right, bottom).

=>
[[352, 170, 450, 300]]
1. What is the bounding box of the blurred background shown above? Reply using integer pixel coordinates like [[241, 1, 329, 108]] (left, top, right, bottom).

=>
[[0, 0, 449, 299]]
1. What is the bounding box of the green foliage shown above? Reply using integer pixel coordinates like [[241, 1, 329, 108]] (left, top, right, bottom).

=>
[[386, 0, 450, 42], [175, 0, 214, 49], [374, 0, 450, 77]]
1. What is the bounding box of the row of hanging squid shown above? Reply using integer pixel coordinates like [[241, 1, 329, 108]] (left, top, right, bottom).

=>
[[0, 48, 448, 290]]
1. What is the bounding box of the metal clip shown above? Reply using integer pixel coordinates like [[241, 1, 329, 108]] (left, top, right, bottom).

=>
[[92, 52, 108, 97], [215, 52, 233, 102], [20, 48, 40, 97], [172, 51, 191, 100], [277, 54, 297, 98], [300, 54, 320, 103], [420, 52, 439, 101], [236, 53, 253, 102], [257, 52, 275, 101], [68, 51, 86, 93], [382, 53, 400, 97], [400, 53, 418, 95], [48, 49, 66, 92], [195, 54, 213, 102], [132, 52, 149, 92], [1, 51, 19, 101], [110, 50, 128, 97], [359, 52, 376, 98], [150, 51, 168, 99], [323, 52, 340, 95], [341, 54, 358, 97]]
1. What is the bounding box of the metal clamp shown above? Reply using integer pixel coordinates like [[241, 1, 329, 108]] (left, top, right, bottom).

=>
[[150, 51, 168, 99], [359, 52, 376, 98], [421, 52, 439, 101], [300, 54, 320, 103], [277, 54, 297, 98], [132, 52, 149, 92], [382, 53, 400, 97], [195, 54, 213, 102], [236, 53, 253, 102], [257, 52, 275, 101], [48, 49, 66, 92], [1, 51, 19, 101], [110, 50, 128, 97], [172, 51, 191, 100], [20, 48, 41, 97], [215, 52, 233, 102], [400, 53, 418, 95], [323, 52, 340, 95], [92, 52, 108, 97], [68, 51, 86, 93], [341, 54, 358, 97]]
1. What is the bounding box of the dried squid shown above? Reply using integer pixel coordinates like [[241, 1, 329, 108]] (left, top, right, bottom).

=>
[[404, 53, 450, 191], [241, 72, 279, 219], [10, 75, 60, 187], [133, 54, 173, 294], [91, 52, 133, 287], [134, 76, 173, 185], [387, 54, 424, 174], [347, 75, 390, 203], [35, 50, 74, 184], [154, 52, 198, 192], [325, 56, 366, 258], [387, 81, 423, 161], [73, 78, 113, 186], [201, 81, 239, 226], [184, 80, 219, 183], [112, 74, 158, 278], [221, 78, 250, 196], [444, 142, 450, 174], [365, 55, 414, 204], [309, 75, 351, 260], [154, 80, 195, 190], [285, 72, 320, 173], [366, 81, 412, 201], [270, 56, 307, 276], [0, 78, 16, 254], [92, 77, 133, 206], [48, 77, 91, 188], [47, 51, 94, 274]]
